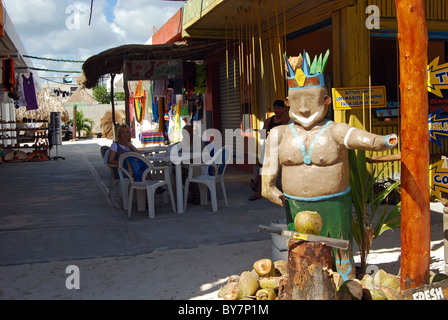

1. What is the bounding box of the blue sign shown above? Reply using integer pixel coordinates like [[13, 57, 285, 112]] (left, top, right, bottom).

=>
[[428, 107, 448, 148]]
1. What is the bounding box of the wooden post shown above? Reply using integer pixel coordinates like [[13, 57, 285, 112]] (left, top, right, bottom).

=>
[[278, 240, 337, 300], [395, 0, 430, 290], [72, 105, 77, 140], [123, 60, 130, 127], [110, 73, 116, 126]]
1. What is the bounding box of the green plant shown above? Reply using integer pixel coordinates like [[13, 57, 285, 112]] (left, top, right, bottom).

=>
[[349, 149, 401, 274], [74, 110, 94, 137], [92, 84, 110, 104], [92, 84, 125, 103]]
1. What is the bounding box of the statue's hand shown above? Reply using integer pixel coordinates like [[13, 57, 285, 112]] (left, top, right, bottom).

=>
[[262, 186, 285, 207], [385, 133, 398, 148]]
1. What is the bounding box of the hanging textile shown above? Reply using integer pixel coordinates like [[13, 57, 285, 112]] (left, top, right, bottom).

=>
[[153, 79, 167, 97], [147, 83, 154, 116], [158, 97, 164, 133], [21, 73, 39, 111], [172, 100, 182, 142], [152, 96, 159, 122], [184, 62, 196, 93], [14, 73, 27, 107], [134, 80, 145, 123], [194, 64, 206, 94], [192, 94, 204, 121], [164, 88, 174, 121], [128, 82, 135, 126], [3, 58, 15, 92], [173, 79, 183, 94]]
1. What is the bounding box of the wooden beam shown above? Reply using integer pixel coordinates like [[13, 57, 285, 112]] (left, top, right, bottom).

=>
[[395, 0, 430, 291], [332, 0, 370, 128]]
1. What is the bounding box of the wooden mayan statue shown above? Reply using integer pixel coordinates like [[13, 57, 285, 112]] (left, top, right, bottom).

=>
[[261, 50, 398, 280]]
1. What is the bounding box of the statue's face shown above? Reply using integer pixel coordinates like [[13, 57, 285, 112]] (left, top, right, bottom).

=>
[[287, 86, 331, 129]]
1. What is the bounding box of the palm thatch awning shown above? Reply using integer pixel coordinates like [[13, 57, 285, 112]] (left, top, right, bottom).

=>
[[16, 89, 69, 123], [65, 87, 97, 104], [79, 39, 226, 89]]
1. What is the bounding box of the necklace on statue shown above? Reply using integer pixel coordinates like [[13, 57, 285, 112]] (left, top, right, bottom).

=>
[[289, 120, 331, 165]]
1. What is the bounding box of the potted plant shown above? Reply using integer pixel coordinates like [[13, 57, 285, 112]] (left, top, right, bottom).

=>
[[349, 149, 401, 274]]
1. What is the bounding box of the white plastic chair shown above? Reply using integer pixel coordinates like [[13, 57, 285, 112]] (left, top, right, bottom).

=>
[[119, 152, 176, 218], [184, 146, 231, 212], [102, 148, 120, 207], [103, 148, 130, 209]]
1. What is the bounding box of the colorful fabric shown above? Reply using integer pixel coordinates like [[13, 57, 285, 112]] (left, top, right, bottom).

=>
[[134, 81, 145, 123], [124, 156, 148, 182], [140, 132, 166, 146], [192, 94, 203, 121], [21, 73, 39, 111], [2, 58, 15, 92], [194, 64, 206, 94], [184, 62, 196, 93]]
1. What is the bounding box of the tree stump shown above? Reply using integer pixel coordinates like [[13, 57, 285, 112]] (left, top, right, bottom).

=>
[[278, 239, 338, 300]]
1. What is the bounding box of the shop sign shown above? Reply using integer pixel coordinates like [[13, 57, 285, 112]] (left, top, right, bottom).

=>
[[332, 86, 387, 110], [402, 279, 448, 300], [429, 107, 448, 147], [125, 59, 183, 80], [429, 158, 448, 200], [428, 57, 448, 98]]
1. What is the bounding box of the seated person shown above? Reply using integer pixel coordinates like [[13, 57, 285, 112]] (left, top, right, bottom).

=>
[[108, 124, 140, 180]]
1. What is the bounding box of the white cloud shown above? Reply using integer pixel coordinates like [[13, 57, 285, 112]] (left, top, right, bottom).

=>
[[3, 0, 184, 80]]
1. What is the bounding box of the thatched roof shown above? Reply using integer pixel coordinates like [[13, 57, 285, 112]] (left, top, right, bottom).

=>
[[79, 39, 227, 89], [65, 87, 97, 104], [16, 89, 69, 122]]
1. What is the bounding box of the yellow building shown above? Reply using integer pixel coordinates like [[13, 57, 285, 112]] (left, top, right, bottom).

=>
[[179, 0, 448, 177]]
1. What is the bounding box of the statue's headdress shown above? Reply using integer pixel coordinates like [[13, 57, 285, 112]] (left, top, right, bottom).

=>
[[284, 49, 330, 90]]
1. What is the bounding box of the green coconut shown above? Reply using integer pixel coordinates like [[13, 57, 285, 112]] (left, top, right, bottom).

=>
[[380, 285, 402, 300], [239, 271, 260, 297], [256, 288, 277, 300], [338, 279, 363, 300], [294, 211, 322, 235], [430, 273, 448, 284], [367, 288, 388, 300], [374, 269, 400, 291], [382, 275, 401, 291], [219, 282, 241, 300], [227, 275, 240, 284], [253, 259, 275, 277], [373, 269, 389, 286], [274, 260, 288, 277], [259, 277, 281, 290], [360, 273, 375, 289]]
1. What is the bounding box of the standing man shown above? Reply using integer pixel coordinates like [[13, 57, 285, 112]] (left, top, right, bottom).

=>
[[262, 51, 398, 280], [250, 100, 290, 201]]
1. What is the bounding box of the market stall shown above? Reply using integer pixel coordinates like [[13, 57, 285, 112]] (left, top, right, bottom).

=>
[[79, 40, 226, 144]]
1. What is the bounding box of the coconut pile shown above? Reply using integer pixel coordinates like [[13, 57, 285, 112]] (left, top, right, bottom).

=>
[[218, 210, 448, 300], [218, 259, 287, 300], [218, 258, 448, 300]]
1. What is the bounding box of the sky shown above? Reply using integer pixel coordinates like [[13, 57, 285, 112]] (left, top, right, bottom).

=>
[[4, 0, 185, 84]]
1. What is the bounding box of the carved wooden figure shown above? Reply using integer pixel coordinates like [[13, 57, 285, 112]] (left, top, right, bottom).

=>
[[262, 50, 398, 281]]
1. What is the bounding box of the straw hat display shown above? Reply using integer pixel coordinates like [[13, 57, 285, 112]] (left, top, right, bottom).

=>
[[100, 109, 126, 139], [15, 88, 69, 123]]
